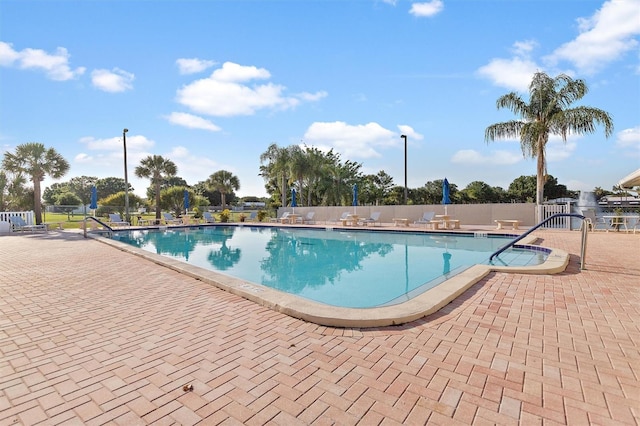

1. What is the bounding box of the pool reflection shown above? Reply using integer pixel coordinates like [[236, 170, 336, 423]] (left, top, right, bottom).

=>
[[259, 230, 393, 294]]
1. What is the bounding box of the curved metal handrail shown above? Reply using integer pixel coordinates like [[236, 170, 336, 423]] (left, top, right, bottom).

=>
[[489, 213, 589, 269], [83, 216, 114, 238]]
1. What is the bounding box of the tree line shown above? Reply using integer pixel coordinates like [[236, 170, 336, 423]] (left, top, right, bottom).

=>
[[1, 145, 242, 224]]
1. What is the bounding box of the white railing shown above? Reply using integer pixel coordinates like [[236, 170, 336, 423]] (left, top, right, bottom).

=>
[[537, 203, 571, 229], [0, 211, 36, 225]]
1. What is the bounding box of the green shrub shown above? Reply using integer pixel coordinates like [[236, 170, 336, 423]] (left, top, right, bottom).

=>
[[257, 210, 268, 222], [219, 209, 231, 223]]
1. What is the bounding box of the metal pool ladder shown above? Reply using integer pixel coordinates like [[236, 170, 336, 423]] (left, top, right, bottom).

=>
[[489, 213, 590, 270], [83, 216, 114, 238]]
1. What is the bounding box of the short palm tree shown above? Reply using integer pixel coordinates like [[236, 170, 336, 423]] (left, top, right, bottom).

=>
[[135, 155, 177, 220], [2, 142, 70, 224], [207, 170, 240, 209], [485, 72, 613, 207]]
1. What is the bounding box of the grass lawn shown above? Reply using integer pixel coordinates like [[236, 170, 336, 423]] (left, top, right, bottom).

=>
[[43, 211, 266, 229]]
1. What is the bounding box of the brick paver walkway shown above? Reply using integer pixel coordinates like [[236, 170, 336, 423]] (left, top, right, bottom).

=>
[[0, 230, 638, 425]]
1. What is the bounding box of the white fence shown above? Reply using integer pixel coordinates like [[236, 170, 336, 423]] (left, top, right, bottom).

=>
[[537, 203, 571, 229], [0, 211, 36, 225]]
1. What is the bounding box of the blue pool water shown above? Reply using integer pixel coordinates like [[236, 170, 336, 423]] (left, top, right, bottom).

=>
[[110, 226, 547, 308]]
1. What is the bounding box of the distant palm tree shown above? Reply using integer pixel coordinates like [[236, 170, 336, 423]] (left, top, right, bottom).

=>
[[2, 142, 70, 224], [207, 170, 240, 209], [135, 155, 177, 220], [485, 72, 613, 206], [260, 144, 291, 208]]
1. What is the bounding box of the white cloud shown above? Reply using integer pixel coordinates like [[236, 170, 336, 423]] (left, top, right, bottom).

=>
[[74, 153, 92, 163], [397, 125, 424, 141], [79, 134, 154, 152], [176, 58, 216, 75], [165, 146, 223, 185], [91, 68, 134, 93], [0, 41, 85, 81], [165, 112, 221, 132], [477, 41, 540, 91], [451, 149, 522, 165], [297, 91, 328, 102], [303, 121, 397, 159], [545, 0, 640, 74], [616, 126, 640, 149], [211, 62, 271, 83], [409, 0, 444, 17], [176, 61, 324, 117], [546, 138, 578, 162]]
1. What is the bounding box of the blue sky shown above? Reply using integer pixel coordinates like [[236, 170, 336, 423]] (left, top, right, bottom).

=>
[[1, 0, 639, 198]]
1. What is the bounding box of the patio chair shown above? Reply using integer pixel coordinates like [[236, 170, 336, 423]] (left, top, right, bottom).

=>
[[361, 211, 381, 226], [202, 211, 216, 223], [270, 211, 290, 223], [414, 212, 436, 228], [246, 211, 258, 222], [8, 216, 47, 232], [296, 211, 316, 224], [162, 212, 182, 225], [108, 213, 130, 227], [580, 209, 606, 231], [332, 211, 350, 225]]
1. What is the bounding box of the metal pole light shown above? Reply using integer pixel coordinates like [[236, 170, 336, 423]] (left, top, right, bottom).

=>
[[401, 134, 408, 204], [123, 128, 130, 224]]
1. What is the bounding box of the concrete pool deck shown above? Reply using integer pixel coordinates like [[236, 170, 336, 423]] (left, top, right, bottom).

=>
[[1, 228, 638, 424]]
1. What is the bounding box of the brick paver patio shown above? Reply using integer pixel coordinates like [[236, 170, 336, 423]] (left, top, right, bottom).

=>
[[0, 229, 638, 425]]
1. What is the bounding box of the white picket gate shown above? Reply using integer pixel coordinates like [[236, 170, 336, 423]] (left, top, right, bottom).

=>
[[0, 211, 36, 225], [537, 203, 571, 229]]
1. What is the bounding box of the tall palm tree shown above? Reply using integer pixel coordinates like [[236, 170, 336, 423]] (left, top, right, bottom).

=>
[[134, 155, 177, 220], [207, 170, 240, 209], [485, 72, 613, 207], [2, 142, 70, 224], [288, 145, 310, 205], [260, 144, 290, 207]]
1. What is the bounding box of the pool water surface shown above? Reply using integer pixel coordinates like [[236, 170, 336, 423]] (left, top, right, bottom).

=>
[[111, 226, 547, 308]]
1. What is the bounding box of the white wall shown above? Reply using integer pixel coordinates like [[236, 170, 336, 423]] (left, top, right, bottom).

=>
[[278, 204, 535, 226]]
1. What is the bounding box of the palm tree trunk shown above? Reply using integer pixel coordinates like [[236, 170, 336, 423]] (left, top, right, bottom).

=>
[[280, 174, 286, 207], [155, 182, 161, 219], [33, 178, 43, 224], [536, 136, 546, 207]]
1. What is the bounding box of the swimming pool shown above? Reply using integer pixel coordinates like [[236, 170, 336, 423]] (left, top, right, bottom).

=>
[[109, 226, 548, 309]]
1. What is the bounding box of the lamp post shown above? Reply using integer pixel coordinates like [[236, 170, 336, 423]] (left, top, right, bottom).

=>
[[401, 134, 408, 204], [123, 128, 130, 224]]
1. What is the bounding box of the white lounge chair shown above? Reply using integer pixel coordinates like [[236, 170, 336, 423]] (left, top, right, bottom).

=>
[[361, 212, 381, 226], [8, 216, 47, 232], [296, 211, 316, 224], [414, 212, 436, 228], [580, 209, 606, 231], [270, 211, 291, 223], [108, 213, 130, 227], [162, 212, 182, 225], [333, 212, 350, 225], [202, 211, 216, 223]]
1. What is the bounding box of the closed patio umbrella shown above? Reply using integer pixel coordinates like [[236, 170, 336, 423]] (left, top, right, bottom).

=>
[[291, 188, 297, 213], [183, 189, 189, 215], [89, 186, 98, 212], [352, 184, 358, 214], [442, 178, 451, 215]]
